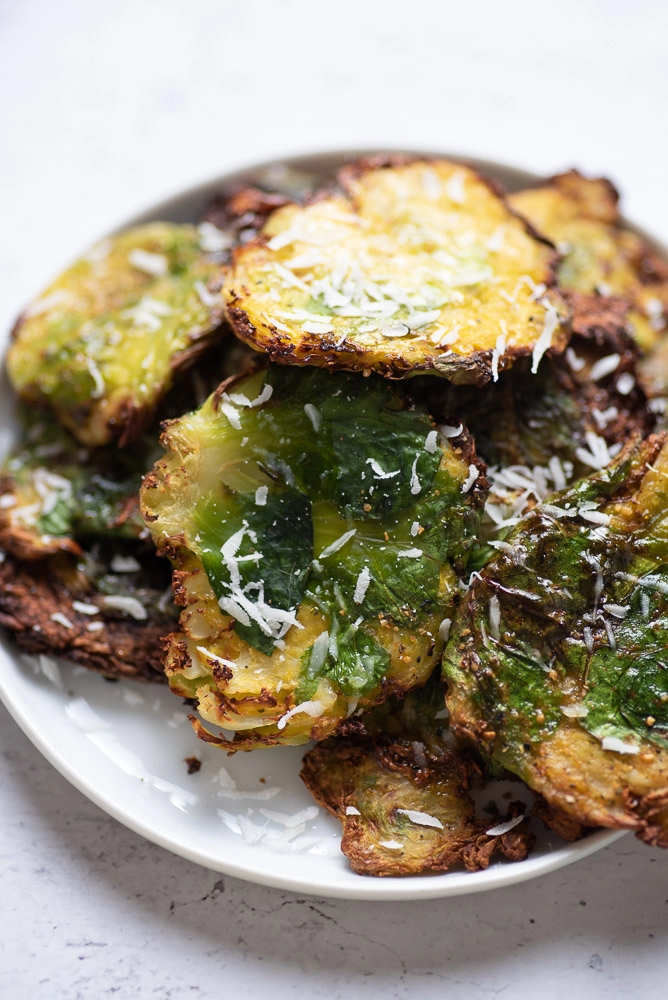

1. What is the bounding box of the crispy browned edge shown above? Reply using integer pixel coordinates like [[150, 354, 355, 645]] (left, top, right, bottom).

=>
[[203, 188, 294, 237], [301, 735, 535, 876], [224, 155, 568, 387], [531, 795, 590, 842], [0, 553, 167, 682]]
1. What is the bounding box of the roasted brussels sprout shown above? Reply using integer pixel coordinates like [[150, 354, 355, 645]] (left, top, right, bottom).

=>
[[510, 171, 668, 352], [6, 223, 227, 446], [0, 342, 260, 681], [437, 330, 651, 473], [442, 434, 668, 845], [0, 543, 175, 682], [0, 408, 154, 561], [141, 365, 487, 749], [301, 679, 534, 876], [224, 157, 569, 384], [424, 325, 654, 576]]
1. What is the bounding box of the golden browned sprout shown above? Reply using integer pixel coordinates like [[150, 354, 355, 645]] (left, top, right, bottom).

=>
[[510, 170, 668, 352], [6, 223, 227, 446], [301, 683, 534, 876], [224, 157, 569, 385]]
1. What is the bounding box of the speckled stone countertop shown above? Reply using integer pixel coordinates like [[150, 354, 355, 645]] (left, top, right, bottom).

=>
[[2, 2, 668, 996]]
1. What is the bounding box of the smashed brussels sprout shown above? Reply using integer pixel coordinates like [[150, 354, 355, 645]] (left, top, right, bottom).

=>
[[7, 222, 227, 446], [224, 157, 569, 384], [142, 365, 486, 749], [510, 171, 668, 352], [443, 435, 668, 845], [301, 679, 534, 876]]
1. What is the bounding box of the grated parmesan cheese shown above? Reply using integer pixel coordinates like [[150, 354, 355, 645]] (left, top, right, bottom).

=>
[[616, 372, 635, 396], [531, 300, 560, 374], [444, 169, 466, 204], [366, 458, 400, 480], [424, 430, 438, 454], [99, 595, 147, 621], [603, 603, 629, 619], [276, 699, 326, 731], [562, 703, 589, 718], [491, 331, 506, 383], [410, 457, 421, 495], [438, 618, 452, 642], [565, 346, 586, 372], [589, 354, 620, 382], [194, 280, 219, 308], [110, 554, 141, 573], [440, 423, 463, 439], [72, 600, 100, 616], [396, 808, 444, 829], [461, 465, 479, 493], [488, 595, 501, 640], [219, 400, 242, 430], [319, 528, 357, 558], [50, 611, 73, 629], [601, 736, 639, 755], [575, 431, 612, 471], [304, 403, 322, 432], [259, 806, 319, 827], [485, 814, 524, 837], [592, 406, 618, 430], [353, 566, 372, 604], [380, 322, 410, 338], [128, 248, 168, 276], [302, 320, 334, 335], [198, 222, 234, 254]]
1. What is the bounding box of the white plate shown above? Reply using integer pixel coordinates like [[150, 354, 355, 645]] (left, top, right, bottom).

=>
[[0, 151, 629, 900]]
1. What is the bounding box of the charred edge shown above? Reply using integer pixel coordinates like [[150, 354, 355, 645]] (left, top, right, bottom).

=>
[[189, 714, 284, 753], [203, 186, 294, 238], [171, 569, 199, 608], [337, 153, 428, 192], [0, 554, 166, 682], [211, 355, 270, 411], [531, 794, 589, 842], [460, 802, 535, 871], [209, 687, 279, 716], [565, 292, 636, 346], [0, 517, 83, 562], [225, 301, 552, 386], [547, 169, 621, 222], [622, 787, 668, 848]]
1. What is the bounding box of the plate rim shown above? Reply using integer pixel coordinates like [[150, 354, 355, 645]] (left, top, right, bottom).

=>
[[0, 668, 627, 900], [0, 148, 640, 900]]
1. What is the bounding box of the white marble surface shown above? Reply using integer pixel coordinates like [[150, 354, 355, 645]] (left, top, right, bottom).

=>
[[2, 0, 668, 995]]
